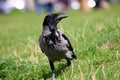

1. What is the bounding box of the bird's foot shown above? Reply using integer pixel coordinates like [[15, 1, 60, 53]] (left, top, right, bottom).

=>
[[52, 71, 55, 78]]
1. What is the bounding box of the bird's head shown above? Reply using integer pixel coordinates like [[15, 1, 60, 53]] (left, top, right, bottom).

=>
[[43, 12, 68, 32]]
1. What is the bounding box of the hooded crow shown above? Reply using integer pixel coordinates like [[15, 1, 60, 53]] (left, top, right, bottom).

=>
[[39, 12, 77, 77]]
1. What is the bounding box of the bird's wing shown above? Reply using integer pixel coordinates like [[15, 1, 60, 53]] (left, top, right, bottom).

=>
[[39, 35, 46, 53], [61, 33, 73, 51], [57, 30, 73, 51]]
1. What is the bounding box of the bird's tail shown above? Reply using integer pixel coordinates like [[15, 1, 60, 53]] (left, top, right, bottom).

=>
[[72, 52, 77, 59], [72, 54, 77, 59]]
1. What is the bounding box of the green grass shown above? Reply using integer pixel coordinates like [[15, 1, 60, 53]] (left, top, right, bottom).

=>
[[0, 3, 120, 80]]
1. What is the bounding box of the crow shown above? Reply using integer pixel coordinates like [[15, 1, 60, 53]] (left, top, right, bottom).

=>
[[39, 12, 77, 77]]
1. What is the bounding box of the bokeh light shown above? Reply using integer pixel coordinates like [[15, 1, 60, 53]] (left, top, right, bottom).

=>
[[88, 0, 96, 8], [14, 0, 25, 10], [71, 1, 80, 10]]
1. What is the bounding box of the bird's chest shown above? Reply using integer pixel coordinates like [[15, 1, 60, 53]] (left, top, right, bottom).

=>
[[40, 30, 68, 60], [41, 37, 65, 53], [41, 37, 64, 55], [41, 40, 66, 61], [44, 33, 67, 49]]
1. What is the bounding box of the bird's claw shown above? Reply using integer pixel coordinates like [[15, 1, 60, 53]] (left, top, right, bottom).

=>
[[52, 71, 55, 78]]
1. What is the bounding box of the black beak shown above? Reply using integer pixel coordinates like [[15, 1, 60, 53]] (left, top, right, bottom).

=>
[[56, 12, 68, 24], [58, 12, 68, 15]]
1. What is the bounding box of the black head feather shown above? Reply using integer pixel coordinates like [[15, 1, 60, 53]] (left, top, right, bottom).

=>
[[43, 12, 68, 26]]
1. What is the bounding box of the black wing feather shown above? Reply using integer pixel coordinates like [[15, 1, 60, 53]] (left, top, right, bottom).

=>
[[62, 34, 73, 51]]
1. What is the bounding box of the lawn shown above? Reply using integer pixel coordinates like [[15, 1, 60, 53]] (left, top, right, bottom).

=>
[[0, 3, 120, 80]]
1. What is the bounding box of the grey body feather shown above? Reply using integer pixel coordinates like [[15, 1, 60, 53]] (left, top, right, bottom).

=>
[[39, 29, 73, 61]]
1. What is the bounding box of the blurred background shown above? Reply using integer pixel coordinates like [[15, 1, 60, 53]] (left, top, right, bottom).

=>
[[0, 0, 119, 14]]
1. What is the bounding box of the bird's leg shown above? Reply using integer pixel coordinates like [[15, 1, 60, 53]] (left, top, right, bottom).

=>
[[49, 60, 55, 78], [66, 58, 71, 67]]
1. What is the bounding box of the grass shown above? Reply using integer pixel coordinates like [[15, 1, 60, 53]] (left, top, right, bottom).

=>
[[0, 3, 120, 80]]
